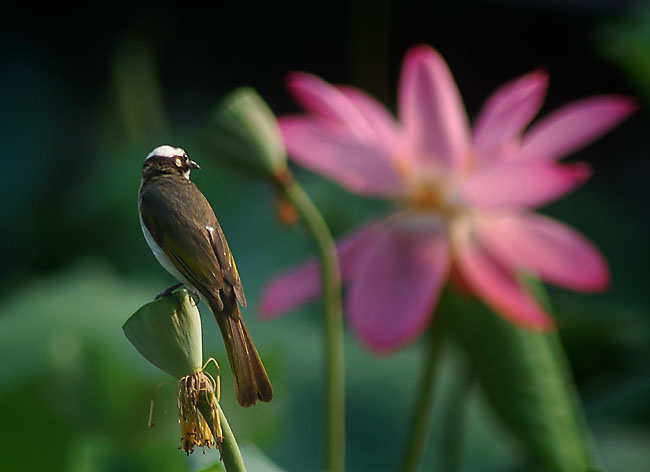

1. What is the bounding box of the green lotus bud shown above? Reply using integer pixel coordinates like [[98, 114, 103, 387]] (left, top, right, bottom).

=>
[[124, 288, 230, 456], [204, 86, 287, 177], [123, 288, 203, 379]]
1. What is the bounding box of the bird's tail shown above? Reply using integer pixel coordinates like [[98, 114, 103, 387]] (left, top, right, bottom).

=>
[[211, 300, 273, 407]]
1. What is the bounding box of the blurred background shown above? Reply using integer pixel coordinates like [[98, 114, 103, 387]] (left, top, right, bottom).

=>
[[1, 1, 649, 471]]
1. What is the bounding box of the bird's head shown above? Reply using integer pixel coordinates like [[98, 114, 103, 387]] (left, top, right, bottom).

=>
[[142, 145, 200, 180]]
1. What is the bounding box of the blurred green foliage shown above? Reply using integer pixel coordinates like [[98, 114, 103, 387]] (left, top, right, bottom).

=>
[[1, 2, 649, 471], [445, 282, 598, 472]]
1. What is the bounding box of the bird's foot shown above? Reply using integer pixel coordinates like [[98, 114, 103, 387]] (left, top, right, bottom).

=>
[[155, 282, 184, 302]]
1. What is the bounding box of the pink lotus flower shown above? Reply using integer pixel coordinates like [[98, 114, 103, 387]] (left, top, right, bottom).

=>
[[260, 45, 635, 353]]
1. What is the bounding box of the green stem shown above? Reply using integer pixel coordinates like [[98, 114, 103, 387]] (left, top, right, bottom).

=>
[[275, 170, 345, 472], [401, 315, 444, 472], [198, 398, 246, 472], [439, 366, 473, 472]]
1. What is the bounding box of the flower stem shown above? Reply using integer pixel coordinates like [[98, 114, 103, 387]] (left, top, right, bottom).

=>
[[274, 170, 345, 472], [198, 398, 246, 472], [401, 314, 444, 472], [439, 366, 473, 472]]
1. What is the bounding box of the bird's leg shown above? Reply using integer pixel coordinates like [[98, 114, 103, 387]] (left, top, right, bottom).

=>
[[155, 282, 184, 301]]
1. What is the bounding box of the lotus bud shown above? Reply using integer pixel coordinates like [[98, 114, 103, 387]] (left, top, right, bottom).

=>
[[203, 87, 287, 178], [123, 288, 223, 454]]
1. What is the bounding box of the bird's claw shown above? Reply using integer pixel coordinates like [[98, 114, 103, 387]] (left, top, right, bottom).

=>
[[155, 282, 184, 305]]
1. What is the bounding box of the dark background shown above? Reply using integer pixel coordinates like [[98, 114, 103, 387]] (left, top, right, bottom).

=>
[[1, 1, 648, 471]]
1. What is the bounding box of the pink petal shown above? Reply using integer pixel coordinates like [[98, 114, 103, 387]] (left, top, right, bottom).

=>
[[473, 70, 548, 159], [346, 215, 451, 353], [459, 161, 591, 210], [519, 96, 637, 161], [475, 212, 610, 291], [280, 116, 402, 196], [398, 45, 471, 171], [338, 85, 403, 151], [453, 220, 553, 329], [285, 72, 373, 140], [259, 221, 384, 318]]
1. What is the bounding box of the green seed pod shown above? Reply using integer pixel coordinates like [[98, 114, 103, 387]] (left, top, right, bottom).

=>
[[123, 288, 203, 379], [203, 86, 287, 177]]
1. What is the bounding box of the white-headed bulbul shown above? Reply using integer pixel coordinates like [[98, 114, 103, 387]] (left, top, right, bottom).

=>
[[138, 145, 272, 407]]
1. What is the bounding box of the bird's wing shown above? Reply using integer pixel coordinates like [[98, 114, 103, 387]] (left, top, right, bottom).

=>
[[140, 181, 226, 306], [210, 220, 247, 307]]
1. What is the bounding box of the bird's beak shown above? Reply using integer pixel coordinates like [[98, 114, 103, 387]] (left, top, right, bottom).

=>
[[188, 160, 200, 170]]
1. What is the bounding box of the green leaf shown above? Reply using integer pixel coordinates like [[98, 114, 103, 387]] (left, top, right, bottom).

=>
[[123, 288, 203, 378], [203, 87, 287, 177], [443, 284, 601, 472]]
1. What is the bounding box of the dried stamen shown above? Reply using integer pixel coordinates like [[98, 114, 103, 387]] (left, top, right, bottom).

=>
[[177, 370, 223, 454]]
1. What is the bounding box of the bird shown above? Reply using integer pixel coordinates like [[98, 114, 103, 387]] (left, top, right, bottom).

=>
[[138, 144, 272, 407]]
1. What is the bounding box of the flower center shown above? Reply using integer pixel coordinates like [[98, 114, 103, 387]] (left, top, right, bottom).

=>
[[409, 179, 448, 211], [394, 158, 461, 219]]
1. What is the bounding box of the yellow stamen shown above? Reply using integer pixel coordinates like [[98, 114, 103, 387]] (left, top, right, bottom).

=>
[[392, 153, 464, 220], [177, 369, 223, 454]]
